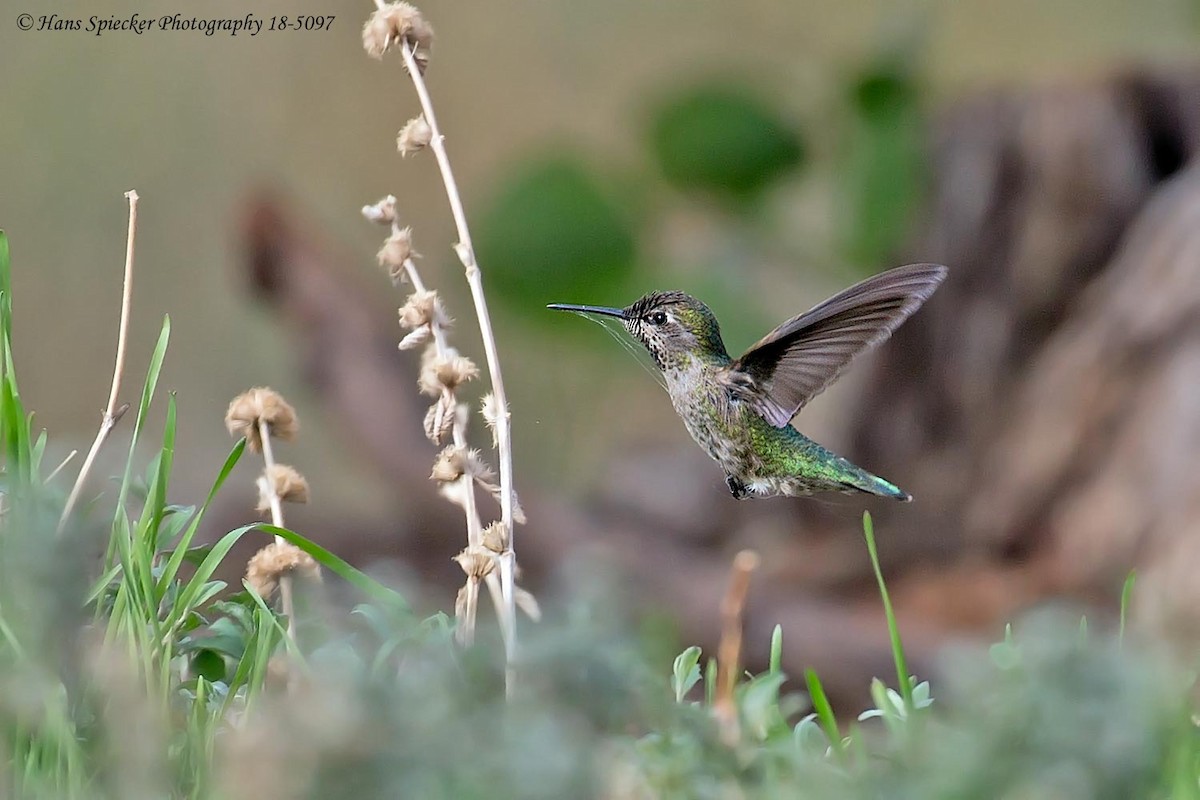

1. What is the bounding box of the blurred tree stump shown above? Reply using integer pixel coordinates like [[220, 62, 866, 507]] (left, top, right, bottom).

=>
[[236, 68, 1200, 709], [850, 69, 1200, 641]]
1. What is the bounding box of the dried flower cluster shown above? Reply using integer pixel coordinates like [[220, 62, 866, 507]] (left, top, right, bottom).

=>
[[225, 387, 299, 453], [377, 226, 417, 285], [361, 1, 433, 69], [398, 288, 446, 333], [256, 464, 310, 513], [397, 115, 432, 156], [481, 520, 508, 554], [226, 387, 321, 655], [430, 443, 526, 524], [247, 541, 320, 600], [418, 348, 478, 397]]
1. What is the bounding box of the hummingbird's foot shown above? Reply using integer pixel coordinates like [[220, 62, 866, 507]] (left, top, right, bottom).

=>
[[725, 474, 751, 500]]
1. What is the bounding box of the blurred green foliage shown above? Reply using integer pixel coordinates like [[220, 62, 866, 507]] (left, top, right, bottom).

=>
[[649, 85, 805, 202], [476, 158, 636, 308], [478, 64, 929, 337], [840, 54, 926, 268]]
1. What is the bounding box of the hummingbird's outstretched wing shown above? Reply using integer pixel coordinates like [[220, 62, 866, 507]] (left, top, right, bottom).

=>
[[721, 263, 947, 427]]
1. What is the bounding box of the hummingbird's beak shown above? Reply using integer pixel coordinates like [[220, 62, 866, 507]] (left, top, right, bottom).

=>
[[546, 303, 627, 320]]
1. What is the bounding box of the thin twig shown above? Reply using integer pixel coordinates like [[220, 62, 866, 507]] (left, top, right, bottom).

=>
[[714, 550, 760, 745], [46, 450, 79, 484], [59, 190, 139, 532], [397, 34, 519, 693], [257, 419, 297, 643]]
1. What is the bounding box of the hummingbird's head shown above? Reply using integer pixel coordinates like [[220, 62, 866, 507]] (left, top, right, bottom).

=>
[[548, 291, 728, 369]]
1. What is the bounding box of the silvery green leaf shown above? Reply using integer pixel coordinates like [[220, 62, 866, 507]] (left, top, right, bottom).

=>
[[671, 646, 702, 703]]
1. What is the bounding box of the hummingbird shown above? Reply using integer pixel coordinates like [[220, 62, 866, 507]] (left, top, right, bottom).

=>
[[548, 263, 947, 501]]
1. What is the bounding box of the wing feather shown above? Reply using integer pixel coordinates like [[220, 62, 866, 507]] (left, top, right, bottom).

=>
[[724, 263, 947, 427]]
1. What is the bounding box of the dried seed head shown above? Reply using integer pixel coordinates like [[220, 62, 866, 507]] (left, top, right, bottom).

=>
[[397, 115, 432, 156], [398, 289, 445, 330], [362, 195, 398, 226], [269, 464, 310, 504], [465, 449, 494, 482], [361, 1, 434, 67], [256, 464, 310, 513], [430, 445, 466, 483], [473, 471, 527, 524], [246, 541, 321, 599], [423, 397, 454, 444], [377, 227, 416, 283], [512, 495, 528, 525], [436, 480, 467, 508], [225, 388, 299, 453], [399, 326, 431, 351], [481, 520, 508, 553], [418, 349, 479, 397], [453, 547, 495, 580], [480, 392, 503, 448]]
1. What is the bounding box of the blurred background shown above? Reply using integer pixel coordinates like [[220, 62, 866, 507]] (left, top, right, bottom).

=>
[[4, 0, 1200, 707]]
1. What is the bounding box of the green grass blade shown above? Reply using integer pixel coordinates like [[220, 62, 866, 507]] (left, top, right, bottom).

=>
[[0, 233, 34, 485], [30, 428, 46, 475], [863, 511, 912, 711], [804, 668, 843, 758], [146, 394, 177, 554], [0, 231, 11, 337], [85, 564, 123, 606], [244, 578, 308, 664], [704, 657, 717, 706], [256, 524, 409, 611], [220, 601, 282, 718], [156, 439, 246, 598], [1, 340, 30, 483], [115, 314, 170, 511], [126, 397, 177, 625], [163, 524, 258, 639], [247, 605, 284, 706], [769, 624, 783, 675], [1119, 570, 1136, 645]]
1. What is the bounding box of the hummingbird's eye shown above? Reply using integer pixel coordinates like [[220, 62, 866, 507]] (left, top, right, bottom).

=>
[[649, 311, 668, 326]]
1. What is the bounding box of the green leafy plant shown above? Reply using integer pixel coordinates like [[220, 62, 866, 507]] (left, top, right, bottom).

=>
[[649, 84, 805, 201], [476, 157, 637, 308]]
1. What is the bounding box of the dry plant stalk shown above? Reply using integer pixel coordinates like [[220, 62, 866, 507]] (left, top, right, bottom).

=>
[[364, 199, 527, 652], [361, 0, 528, 689], [46, 449, 79, 484], [58, 190, 138, 532], [714, 549, 760, 745], [225, 388, 319, 654]]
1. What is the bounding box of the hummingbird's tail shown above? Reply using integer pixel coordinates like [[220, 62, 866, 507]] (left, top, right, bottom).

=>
[[783, 432, 914, 501], [841, 471, 912, 502]]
